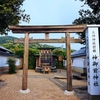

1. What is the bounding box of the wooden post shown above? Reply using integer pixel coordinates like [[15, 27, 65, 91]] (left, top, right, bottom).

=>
[[45, 32, 49, 39], [39, 52, 41, 66], [22, 33, 29, 90], [65, 32, 72, 91]]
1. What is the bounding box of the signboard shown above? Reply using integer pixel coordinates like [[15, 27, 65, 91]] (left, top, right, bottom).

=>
[[85, 25, 100, 95]]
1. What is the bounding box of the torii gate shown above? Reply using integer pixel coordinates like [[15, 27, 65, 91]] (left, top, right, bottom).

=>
[[9, 24, 86, 94]]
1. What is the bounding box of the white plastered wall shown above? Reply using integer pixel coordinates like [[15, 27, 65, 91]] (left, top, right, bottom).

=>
[[72, 57, 84, 68], [0, 56, 20, 67]]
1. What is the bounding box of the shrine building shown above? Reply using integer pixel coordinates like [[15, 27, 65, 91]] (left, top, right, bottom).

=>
[[35, 48, 57, 72]]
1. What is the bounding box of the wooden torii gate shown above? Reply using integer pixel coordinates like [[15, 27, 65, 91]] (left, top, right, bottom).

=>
[[9, 24, 86, 93]]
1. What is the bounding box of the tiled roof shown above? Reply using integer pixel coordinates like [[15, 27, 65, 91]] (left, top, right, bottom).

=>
[[0, 51, 14, 56], [0, 46, 19, 57], [71, 47, 86, 58], [0, 46, 13, 54]]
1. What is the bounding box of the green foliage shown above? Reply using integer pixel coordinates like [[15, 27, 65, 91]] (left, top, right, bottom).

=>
[[6, 58, 16, 74], [29, 43, 54, 48], [41, 44, 54, 48], [71, 49, 76, 53], [73, 0, 100, 44], [53, 48, 66, 59], [0, 36, 18, 44], [28, 48, 39, 69], [14, 48, 24, 58], [52, 49, 65, 69], [58, 61, 63, 69], [29, 43, 41, 48], [55, 60, 63, 69], [0, 36, 24, 50], [0, 0, 30, 35], [14, 48, 39, 69]]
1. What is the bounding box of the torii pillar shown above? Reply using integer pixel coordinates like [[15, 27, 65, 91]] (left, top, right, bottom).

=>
[[20, 33, 30, 93], [64, 32, 74, 95], [66, 32, 72, 91], [22, 33, 29, 90]]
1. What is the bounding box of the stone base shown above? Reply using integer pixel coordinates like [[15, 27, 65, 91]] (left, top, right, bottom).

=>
[[88, 93, 100, 100], [64, 90, 74, 95], [19, 89, 30, 94]]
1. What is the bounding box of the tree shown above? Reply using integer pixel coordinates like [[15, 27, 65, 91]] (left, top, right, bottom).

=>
[[73, 0, 100, 44], [28, 48, 39, 69], [0, 0, 30, 35], [53, 48, 66, 59], [14, 48, 39, 69], [52, 49, 66, 69]]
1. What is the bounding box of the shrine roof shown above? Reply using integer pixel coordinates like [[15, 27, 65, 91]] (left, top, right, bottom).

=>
[[71, 47, 86, 58], [35, 54, 57, 57], [38, 48, 55, 50]]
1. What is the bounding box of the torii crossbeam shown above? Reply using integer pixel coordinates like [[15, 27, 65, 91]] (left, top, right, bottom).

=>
[[9, 24, 86, 93], [14, 37, 82, 43]]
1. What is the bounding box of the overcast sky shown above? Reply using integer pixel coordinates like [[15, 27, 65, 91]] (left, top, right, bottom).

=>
[[9, 0, 87, 50]]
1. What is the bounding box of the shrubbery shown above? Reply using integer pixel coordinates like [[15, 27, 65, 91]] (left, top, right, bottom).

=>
[[6, 58, 16, 74]]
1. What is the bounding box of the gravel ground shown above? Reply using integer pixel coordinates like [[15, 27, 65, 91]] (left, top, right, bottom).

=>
[[0, 69, 88, 100]]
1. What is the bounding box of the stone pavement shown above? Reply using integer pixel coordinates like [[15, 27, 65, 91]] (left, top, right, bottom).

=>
[[0, 69, 88, 100]]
